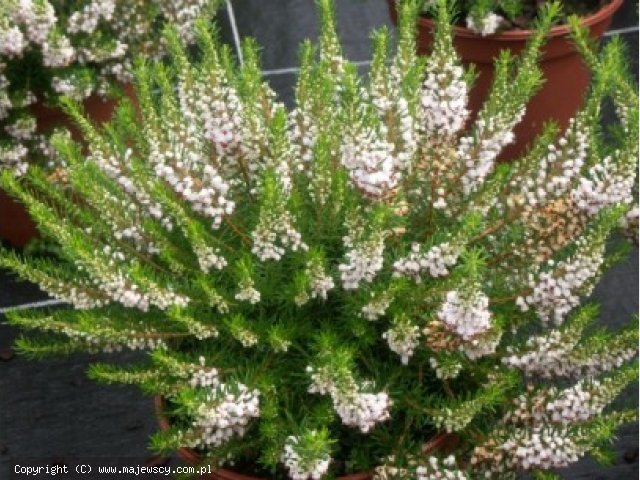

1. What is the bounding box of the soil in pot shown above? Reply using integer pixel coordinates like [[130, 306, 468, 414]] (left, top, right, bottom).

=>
[[386, 0, 622, 161], [0, 84, 136, 248]]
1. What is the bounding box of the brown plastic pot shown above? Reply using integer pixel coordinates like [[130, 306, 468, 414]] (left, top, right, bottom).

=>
[[30, 84, 136, 137], [155, 396, 457, 480], [386, 0, 622, 161], [0, 190, 40, 247], [0, 84, 135, 248]]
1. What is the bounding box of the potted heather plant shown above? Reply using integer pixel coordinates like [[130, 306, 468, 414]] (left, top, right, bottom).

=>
[[385, 0, 624, 160], [1, 1, 638, 478], [0, 0, 222, 246]]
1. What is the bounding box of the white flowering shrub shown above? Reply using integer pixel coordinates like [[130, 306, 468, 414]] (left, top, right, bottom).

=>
[[418, 0, 610, 36], [1, 1, 638, 478], [0, 0, 222, 175]]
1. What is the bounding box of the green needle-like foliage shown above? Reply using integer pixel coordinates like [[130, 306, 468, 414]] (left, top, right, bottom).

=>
[[1, 1, 637, 478]]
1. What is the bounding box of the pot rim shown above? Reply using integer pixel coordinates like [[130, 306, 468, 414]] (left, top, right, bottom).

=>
[[154, 396, 373, 480], [395, 0, 623, 41]]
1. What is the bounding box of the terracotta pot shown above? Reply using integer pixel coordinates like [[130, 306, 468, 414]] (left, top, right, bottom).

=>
[[155, 396, 385, 479], [0, 190, 40, 248], [0, 84, 135, 248], [386, 0, 622, 161], [30, 84, 136, 139]]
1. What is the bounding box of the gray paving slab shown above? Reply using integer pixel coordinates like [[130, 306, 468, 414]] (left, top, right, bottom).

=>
[[231, 0, 392, 70], [610, 0, 639, 31]]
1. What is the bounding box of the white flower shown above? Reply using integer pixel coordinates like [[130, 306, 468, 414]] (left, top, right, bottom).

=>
[[42, 34, 75, 67], [572, 150, 636, 216], [519, 241, 604, 325], [500, 426, 585, 469], [189, 364, 220, 389], [52, 76, 92, 100], [370, 66, 418, 172], [340, 129, 399, 199], [281, 434, 331, 480], [393, 242, 461, 282], [188, 382, 260, 448], [195, 246, 227, 272], [67, 0, 116, 34], [361, 292, 393, 321], [374, 455, 468, 480], [235, 278, 261, 304], [307, 366, 391, 433], [252, 209, 307, 262], [463, 330, 501, 360], [339, 228, 386, 290], [383, 320, 421, 365], [148, 128, 235, 230], [12, 0, 57, 45], [0, 143, 29, 177], [296, 257, 335, 306], [421, 60, 469, 137], [429, 357, 463, 380], [503, 328, 637, 378], [510, 117, 589, 209], [335, 391, 392, 433], [0, 26, 27, 57], [466, 12, 503, 36], [458, 107, 525, 195], [437, 289, 492, 340], [5, 116, 37, 141]]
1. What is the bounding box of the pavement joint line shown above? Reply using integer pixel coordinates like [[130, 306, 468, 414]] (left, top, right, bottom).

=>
[[262, 59, 372, 77], [0, 299, 66, 314], [604, 25, 639, 37], [225, 0, 244, 65], [262, 66, 301, 76]]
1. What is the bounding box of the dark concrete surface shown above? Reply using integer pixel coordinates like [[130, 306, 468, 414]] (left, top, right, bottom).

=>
[[1, 1, 638, 479]]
